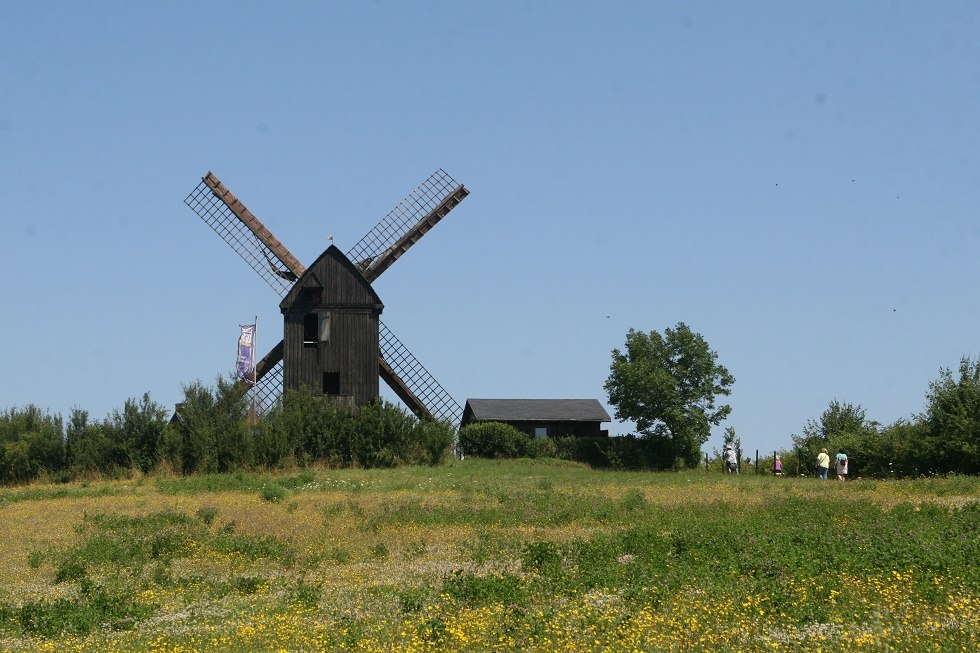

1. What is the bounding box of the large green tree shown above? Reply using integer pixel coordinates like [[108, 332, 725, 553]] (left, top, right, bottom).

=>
[[604, 323, 734, 468], [922, 356, 980, 475]]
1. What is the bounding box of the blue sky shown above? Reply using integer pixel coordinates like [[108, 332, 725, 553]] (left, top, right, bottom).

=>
[[2, 1, 978, 457]]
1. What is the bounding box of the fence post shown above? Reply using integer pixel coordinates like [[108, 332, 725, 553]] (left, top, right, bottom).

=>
[[755, 449, 759, 475]]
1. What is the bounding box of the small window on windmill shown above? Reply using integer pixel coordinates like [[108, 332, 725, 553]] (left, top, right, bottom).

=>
[[534, 426, 548, 439], [299, 287, 322, 304], [323, 372, 340, 395], [319, 312, 331, 345], [303, 313, 318, 346]]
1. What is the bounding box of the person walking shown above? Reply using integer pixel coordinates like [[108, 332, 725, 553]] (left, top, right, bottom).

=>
[[815, 448, 830, 480], [724, 445, 739, 475], [773, 455, 783, 476], [835, 449, 848, 481]]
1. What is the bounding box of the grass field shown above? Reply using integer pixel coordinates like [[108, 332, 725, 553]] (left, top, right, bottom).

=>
[[0, 459, 977, 652]]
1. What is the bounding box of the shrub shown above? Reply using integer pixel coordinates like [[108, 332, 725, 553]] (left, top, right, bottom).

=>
[[18, 584, 151, 637], [260, 484, 288, 503], [195, 505, 219, 525], [458, 422, 531, 459], [260, 392, 451, 469], [416, 419, 456, 465], [290, 578, 322, 608], [554, 435, 676, 470], [107, 393, 168, 474], [441, 570, 524, 606], [525, 436, 557, 459], [165, 377, 253, 475], [0, 406, 65, 484]]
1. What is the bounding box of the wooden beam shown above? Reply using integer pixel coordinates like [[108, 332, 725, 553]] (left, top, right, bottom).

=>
[[361, 184, 469, 283], [379, 356, 434, 421], [203, 172, 306, 278], [254, 339, 284, 381]]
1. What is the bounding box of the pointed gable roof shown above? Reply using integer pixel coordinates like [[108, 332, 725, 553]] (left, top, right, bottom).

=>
[[279, 245, 383, 312]]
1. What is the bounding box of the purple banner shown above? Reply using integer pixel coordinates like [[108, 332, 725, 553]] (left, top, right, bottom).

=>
[[236, 324, 256, 385]]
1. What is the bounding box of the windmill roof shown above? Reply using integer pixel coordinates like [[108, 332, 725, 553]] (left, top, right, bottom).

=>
[[278, 245, 383, 311], [463, 399, 611, 422]]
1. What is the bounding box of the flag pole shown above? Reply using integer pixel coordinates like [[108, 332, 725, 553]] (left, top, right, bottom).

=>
[[252, 316, 258, 419]]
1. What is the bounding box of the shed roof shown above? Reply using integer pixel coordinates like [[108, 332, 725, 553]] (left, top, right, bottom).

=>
[[463, 399, 611, 423]]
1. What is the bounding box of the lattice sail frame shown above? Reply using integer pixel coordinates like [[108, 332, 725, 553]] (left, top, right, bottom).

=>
[[379, 322, 462, 426], [346, 169, 462, 269], [184, 179, 297, 296], [246, 361, 283, 415]]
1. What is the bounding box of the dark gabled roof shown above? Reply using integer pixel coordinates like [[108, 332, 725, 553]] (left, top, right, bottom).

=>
[[463, 399, 611, 423], [278, 245, 383, 312]]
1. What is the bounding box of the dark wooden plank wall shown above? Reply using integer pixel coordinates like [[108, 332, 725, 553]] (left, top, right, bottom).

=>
[[282, 310, 379, 405], [281, 246, 383, 407], [504, 420, 608, 438]]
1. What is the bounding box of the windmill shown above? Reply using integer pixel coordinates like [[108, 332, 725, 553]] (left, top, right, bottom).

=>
[[183, 169, 469, 425]]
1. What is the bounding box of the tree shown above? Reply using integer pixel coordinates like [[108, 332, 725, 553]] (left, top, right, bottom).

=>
[[723, 425, 742, 473], [604, 323, 734, 468], [0, 405, 65, 484], [65, 407, 125, 475], [168, 377, 251, 474], [875, 419, 930, 477], [791, 399, 880, 477], [107, 393, 168, 473], [922, 356, 980, 475]]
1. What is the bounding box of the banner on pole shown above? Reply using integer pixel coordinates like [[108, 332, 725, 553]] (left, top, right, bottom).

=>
[[237, 324, 256, 385]]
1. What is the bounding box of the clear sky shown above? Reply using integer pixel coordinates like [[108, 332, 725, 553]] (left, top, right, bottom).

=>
[[2, 1, 978, 457]]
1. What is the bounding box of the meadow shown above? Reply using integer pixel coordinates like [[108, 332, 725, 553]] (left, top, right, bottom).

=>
[[0, 460, 976, 652]]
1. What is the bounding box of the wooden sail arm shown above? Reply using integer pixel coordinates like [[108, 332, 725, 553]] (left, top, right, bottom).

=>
[[255, 340, 284, 381], [360, 184, 469, 283], [379, 356, 434, 421], [203, 172, 307, 279]]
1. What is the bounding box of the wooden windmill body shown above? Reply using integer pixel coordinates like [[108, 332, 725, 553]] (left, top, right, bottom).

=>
[[184, 170, 469, 425]]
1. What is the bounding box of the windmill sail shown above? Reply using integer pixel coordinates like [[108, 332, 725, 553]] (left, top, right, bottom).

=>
[[184, 172, 305, 296], [346, 169, 468, 283], [185, 173, 296, 413], [245, 340, 283, 412], [379, 321, 462, 425], [247, 358, 283, 414]]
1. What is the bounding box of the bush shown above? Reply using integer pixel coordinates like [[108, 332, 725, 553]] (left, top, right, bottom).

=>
[[0, 386, 457, 485], [458, 422, 533, 459], [259, 390, 452, 469], [168, 378, 252, 475], [0, 406, 65, 484], [553, 435, 675, 470], [18, 584, 151, 637], [260, 484, 288, 503], [66, 409, 128, 476], [415, 419, 456, 466], [525, 436, 557, 459]]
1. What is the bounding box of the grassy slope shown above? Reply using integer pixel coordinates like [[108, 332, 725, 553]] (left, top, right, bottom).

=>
[[0, 460, 977, 652]]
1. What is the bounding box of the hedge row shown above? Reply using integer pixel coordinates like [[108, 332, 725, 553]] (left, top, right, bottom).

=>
[[0, 381, 455, 485]]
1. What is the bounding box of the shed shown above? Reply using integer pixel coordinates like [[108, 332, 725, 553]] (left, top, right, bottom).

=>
[[460, 399, 611, 438]]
